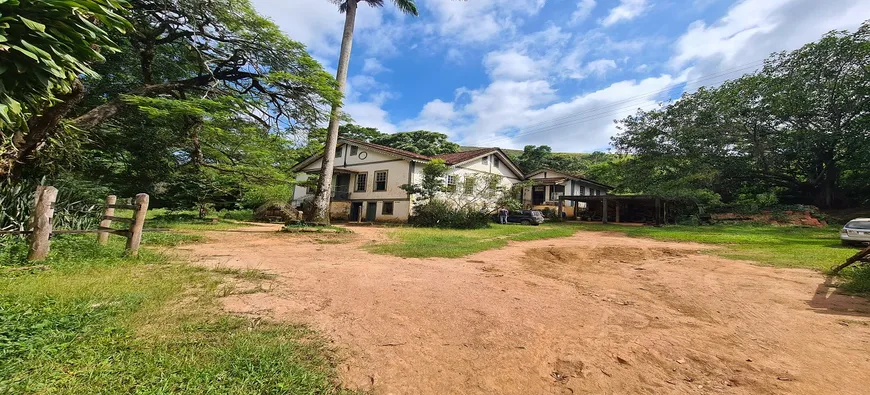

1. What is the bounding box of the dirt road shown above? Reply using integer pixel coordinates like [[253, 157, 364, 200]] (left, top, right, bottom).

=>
[[178, 225, 870, 394]]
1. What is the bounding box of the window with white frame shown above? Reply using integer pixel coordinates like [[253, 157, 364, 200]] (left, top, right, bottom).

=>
[[382, 201, 394, 215], [350, 145, 358, 156], [446, 175, 456, 192], [335, 146, 343, 158], [493, 157, 500, 168], [481, 156, 488, 165], [355, 173, 367, 192], [463, 177, 475, 194], [374, 171, 387, 191]]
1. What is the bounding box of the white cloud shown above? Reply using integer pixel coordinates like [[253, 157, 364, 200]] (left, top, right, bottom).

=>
[[483, 50, 545, 80], [398, 99, 458, 136], [445, 48, 464, 64], [464, 73, 684, 150], [583, 59, 618, 78], [670, 0, 870, 82], [571, 0, 597, 25], [348, 75, 380, 93], [343, 101, 397, 134], [600, 0, 650, 27], [362, 58, 390, 74], [421, 0, 546, 44], [250, 0, 387, 62]]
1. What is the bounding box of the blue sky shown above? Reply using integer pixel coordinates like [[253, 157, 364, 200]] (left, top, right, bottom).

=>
[[253, 0, 869, 152]]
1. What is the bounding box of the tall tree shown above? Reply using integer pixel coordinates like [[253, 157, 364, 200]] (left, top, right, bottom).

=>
[[371, 130, 459, 156], [611, 21, 870, 208], [0, 0, 131, 177], [8, 0, 339, 180], [312, 0, 420, 224]]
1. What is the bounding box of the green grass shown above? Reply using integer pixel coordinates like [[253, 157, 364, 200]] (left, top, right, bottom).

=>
[[366, 224, 577, 258], [564, 223, 857, 271], [282, 224, 352, 234], [367, 221, 860, 272], [112, 208, 253, 231], [0, 235, 350, 394]]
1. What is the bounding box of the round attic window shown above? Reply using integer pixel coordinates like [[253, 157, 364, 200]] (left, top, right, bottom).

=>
[[358, 151, 368, 160]]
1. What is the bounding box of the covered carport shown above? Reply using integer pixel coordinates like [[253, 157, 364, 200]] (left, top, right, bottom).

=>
[[557, 195, 677, 225]]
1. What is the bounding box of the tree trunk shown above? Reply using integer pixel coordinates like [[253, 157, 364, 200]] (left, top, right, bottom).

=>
[[3, 79, 86, 179], [311, 0, 358, 224], [140, 42, 155, 85], [186, 116, 205, 166]]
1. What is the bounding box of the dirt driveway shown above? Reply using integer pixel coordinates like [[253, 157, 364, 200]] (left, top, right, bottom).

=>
[[178, 225, 870, 394]]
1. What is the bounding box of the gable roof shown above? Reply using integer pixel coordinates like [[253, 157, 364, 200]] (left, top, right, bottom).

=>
[[291, 138, 430, 172], [527, 168, 613, 189], [433, 147, 525, 179], [290, 138, 525, 179], [431, 147, 499, 165], [341, 138, 431, 161]]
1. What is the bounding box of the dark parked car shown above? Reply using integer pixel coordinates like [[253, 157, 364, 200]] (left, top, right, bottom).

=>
[[493, 210, 545, 225]]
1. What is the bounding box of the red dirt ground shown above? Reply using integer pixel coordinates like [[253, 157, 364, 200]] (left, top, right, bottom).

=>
[[176, 224, 870, 394]]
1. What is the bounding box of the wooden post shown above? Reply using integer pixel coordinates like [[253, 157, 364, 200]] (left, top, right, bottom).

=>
[[557, 199, 563, 219], [655, 198, 662, 226], [602, 197, 608, 224], [97, 195, 117, 245], [27, 186, 58, 261], [831, 245, 870, 274], [615, 202, 621, 223], [125, 193, 149, 256]]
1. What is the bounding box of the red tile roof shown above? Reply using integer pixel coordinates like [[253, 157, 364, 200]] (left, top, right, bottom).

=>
[[431, 147, 499, 165], [341, 138, 431, 161]]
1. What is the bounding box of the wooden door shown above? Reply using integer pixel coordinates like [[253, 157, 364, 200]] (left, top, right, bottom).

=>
[[365, 202, 377, 222]]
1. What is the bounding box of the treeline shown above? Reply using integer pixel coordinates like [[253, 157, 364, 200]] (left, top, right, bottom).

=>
[[594, 21, 870, 209], [4, 2, 866, 214], [2, 0, 338, 211], [509, 145, 612, 176]]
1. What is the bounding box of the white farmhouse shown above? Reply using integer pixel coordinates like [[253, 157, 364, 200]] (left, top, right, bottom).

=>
[[522, 169, 611, 217], [291, 138, 525, 222]]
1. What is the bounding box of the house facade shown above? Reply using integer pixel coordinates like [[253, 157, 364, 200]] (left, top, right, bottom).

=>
[[522, 169, 611, 217], [291, 139, 525, 222]]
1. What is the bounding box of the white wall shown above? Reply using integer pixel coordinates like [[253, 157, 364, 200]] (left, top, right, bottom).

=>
[[428, 153, 523, 212], [292, 145, 530, 221], [292, 142, 416, 220]]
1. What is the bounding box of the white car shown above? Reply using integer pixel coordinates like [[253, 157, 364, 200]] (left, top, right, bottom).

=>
[[841, 218, 870, 246]]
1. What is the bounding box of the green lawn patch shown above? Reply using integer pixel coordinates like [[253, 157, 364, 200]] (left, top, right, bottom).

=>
[[366, 224, 578, 258], [0, 234, 349, 394], [366, 221, 863, 283], [564, 223, 855, 271], [113, 208, 253, 231]]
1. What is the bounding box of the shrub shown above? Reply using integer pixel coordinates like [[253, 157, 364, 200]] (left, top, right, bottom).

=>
[[408, 199, 491, 229], [240, 184, 294, 209], [218, 209, 255, 221], [1, 180, 101, 232], [841, 265, 870, 295]]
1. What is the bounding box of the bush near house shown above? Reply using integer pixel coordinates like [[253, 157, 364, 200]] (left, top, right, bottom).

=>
[[408, 199, 491, 229]]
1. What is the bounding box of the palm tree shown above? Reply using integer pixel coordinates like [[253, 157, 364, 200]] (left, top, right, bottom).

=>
[[311, 0, 420, 223]]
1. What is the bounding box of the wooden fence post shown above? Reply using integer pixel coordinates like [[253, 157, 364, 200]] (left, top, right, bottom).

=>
[[27, 186, 58, 261], [125, 193, 149, 256], [97, 195, 117, 245]]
